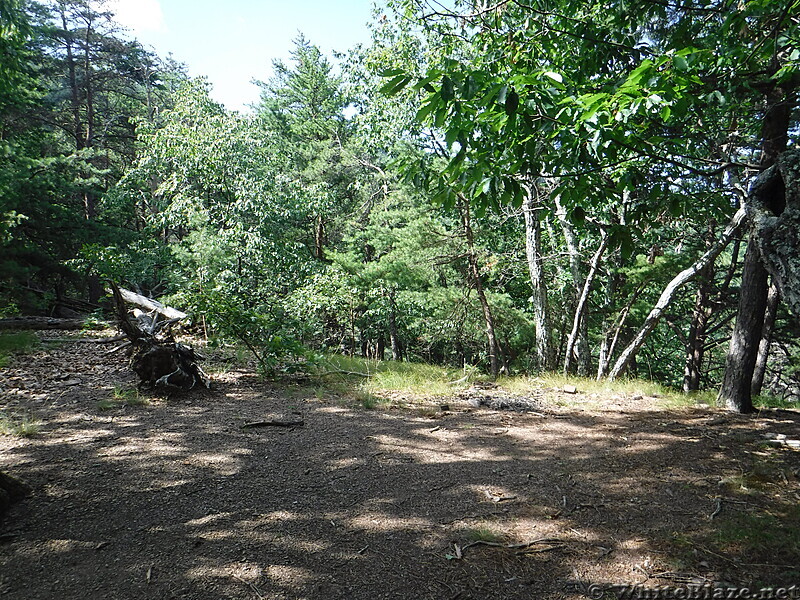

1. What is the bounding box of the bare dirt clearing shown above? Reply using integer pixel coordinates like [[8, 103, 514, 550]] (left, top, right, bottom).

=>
[[1, 332, 799, 599]]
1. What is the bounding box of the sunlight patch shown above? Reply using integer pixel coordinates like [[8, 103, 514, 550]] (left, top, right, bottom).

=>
[[347, 513, 432, 532], [185, 512, 234, 527], [264, 565, 314, 586], [186, 562, 263, 582]]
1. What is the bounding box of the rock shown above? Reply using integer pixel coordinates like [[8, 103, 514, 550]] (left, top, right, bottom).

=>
[[563, 385, 578, 394]]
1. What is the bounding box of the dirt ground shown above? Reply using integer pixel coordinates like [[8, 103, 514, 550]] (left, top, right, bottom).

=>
[[1, 331, 799, 600]]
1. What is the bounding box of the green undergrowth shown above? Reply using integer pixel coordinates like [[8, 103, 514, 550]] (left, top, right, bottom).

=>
[[754, 393, 800, 410], [0, 331, 40, 367]]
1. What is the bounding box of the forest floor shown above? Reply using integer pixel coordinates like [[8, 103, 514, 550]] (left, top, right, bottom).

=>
[[1, 330, 799, 600]]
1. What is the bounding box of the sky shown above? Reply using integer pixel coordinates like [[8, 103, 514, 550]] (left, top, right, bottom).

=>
[[106, 0, 377, 112]]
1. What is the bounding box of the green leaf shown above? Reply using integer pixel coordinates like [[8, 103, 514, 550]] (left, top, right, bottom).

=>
[[463, 74, 478, 100], [379, 75, 412, 96], [378, 68, 405, 78], [416, 99, 437, 122], [623, 59, 653, 88]]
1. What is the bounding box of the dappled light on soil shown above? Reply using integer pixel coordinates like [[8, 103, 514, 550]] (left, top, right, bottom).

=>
[[1, 335, 799, 599]]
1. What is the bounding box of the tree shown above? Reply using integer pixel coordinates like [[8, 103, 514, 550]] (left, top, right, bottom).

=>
[[383, 0, 799, 390], [255, 34, 352, 260]]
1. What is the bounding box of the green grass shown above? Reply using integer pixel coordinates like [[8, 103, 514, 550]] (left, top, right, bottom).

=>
[[0, 331, 39, 367], [0, 412, 41, 437], [499, 372, 710, 409], [97, 386, 149, 411], [311, 353, 726, 411], [713, 505, 800, 565], [314, 354, 473, 401]]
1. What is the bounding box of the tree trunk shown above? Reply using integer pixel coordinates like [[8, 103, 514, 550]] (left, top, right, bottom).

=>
[[683, 224, 716, 393], [751, 280, 780, 397], [718, 238, 769, 412], [564, 230, 609, 375], [609, 208, 746, 381], [461, 199, 500, 378], [555, 197, 590, 374], [388, 289, 402, 361], [522, 186, 553, 370], [60, 4, 83, 151], [110, 284, 209, 392], [314, 215, 326, 260], [719, 86, 793, 412]]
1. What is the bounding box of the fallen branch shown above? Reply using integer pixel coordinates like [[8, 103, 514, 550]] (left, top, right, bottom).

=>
[[710, 497, 723, 519], [105, 341, 131, 355], [241, 419, 304, 429], [453, 537, 566, 559]]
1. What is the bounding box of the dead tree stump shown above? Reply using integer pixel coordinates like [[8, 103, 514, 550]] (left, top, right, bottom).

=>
[[110, 284, 209, 392]]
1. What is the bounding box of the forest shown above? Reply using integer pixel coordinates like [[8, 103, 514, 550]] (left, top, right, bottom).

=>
[[1, 1, 800, 598], [1, 0, 799, 403]]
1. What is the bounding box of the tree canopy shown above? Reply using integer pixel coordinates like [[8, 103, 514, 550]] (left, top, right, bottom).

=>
[[2, 0, 799, 409]]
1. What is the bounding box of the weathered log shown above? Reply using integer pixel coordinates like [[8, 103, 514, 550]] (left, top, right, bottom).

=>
[[115, 288, 187, 320]]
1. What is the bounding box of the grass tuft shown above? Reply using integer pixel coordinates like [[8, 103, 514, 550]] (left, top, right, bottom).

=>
[[464, 526, 505, 544], [98, 386, 149, 411], [0, 412, 41, 437], [713, 505, 800, 564]]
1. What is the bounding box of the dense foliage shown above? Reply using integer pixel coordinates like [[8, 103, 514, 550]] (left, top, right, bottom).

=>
[[1, 0, 798, 404]]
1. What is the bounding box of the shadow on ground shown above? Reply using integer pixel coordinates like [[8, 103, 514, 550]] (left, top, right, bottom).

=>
[[1, 339, 799, 599]]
